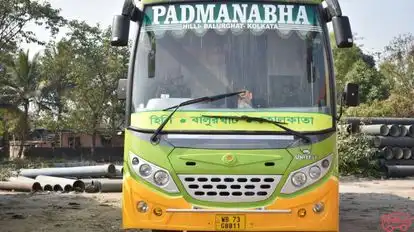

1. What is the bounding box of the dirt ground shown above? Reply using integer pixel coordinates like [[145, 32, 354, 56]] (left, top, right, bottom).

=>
[[0, 178, 413, 232]]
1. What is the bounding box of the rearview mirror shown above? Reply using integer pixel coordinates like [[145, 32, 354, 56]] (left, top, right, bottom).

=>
[[111, 15, 130, 47], [117, 79, 127, 100], [332, 16, 353, 48], [343, 83, 359, 107]]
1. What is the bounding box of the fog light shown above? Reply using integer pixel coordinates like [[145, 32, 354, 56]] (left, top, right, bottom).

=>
[[313, 202, 324, 213], [137, 201, 148, 213], [153, 207, 163, 216], [298, 208, 307, 217]]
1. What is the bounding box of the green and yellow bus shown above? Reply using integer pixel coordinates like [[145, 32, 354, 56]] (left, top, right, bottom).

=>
[[111, 0, 360, 231]]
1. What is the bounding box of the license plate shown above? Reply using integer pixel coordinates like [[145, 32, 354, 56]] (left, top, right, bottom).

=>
[[215, 214, 246, 231]]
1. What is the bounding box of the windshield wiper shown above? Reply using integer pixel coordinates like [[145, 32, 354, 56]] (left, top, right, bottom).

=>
[[201, 115, 311, 143], [150, 90, 246, 144]]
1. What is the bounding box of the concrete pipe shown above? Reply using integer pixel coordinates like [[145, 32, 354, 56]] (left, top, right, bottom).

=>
[[11, 176, 53, 191], [115, 165, 123, 177], [359, 124, 389, 136], [79, 179, 94, 185], [392, 147, 404, 160], [373, 137, 414, 148], [345, 117, 414, 125], [20, 164, 117, 179], [403, 148, 412, 160], [0, 180, 42, 192], [8, 176, 36, 182], [35, 175, 85, 192], [380, 147, 394, 160], [385, 165, 414, 178], [53, 184, 63, 192], [43, 184, 53, 191], [399, 125, 409, 137], [407, 125, 414, 137], [388, 125, 401, 137], [7, 176, 45, 192], [93, 179, 122, 193]]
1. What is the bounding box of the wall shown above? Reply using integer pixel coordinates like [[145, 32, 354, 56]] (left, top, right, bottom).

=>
[[23, 147, 124, 162]]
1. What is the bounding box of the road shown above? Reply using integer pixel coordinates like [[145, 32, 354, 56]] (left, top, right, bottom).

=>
[[0, 178, 413, 232]]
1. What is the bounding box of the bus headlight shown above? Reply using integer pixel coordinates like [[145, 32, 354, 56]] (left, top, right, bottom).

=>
[[291, 172, 307, 187], [154, 170, 169, 186], [281, 154, 333, 194], [128, 152, 179, 193], [139, 164, 152, 177], [309, 166, 322, 179]]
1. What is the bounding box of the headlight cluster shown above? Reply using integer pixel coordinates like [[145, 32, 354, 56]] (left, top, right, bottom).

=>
[[129, 152, 179, 193], [281, 154, 333, 194]]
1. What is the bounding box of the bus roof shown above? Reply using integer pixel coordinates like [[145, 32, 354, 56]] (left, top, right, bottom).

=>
[[135, 0, 324, 8]]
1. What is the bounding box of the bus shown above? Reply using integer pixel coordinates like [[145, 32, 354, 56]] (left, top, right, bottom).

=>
[[111, 0, 360, 231]]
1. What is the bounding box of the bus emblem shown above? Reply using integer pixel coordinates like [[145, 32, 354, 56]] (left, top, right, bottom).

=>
[[295, 153, 317, 160], [222, 154, 236, 165]]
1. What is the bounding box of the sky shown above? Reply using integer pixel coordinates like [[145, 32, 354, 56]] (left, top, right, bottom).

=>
[[22, 0, 414, 57]]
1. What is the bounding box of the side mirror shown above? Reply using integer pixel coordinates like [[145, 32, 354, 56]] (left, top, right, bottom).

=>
[[343, 83, 359, 107], [111, 15, 130, 47], [117, 79, 127, 100], [332, 16, 353, 48]]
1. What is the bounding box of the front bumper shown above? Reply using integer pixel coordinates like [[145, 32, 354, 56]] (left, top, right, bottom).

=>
[[122, 175, 339, 231]]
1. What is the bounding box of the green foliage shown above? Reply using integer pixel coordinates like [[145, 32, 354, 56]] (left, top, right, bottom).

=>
[[330, 33, 385, 104], [0, 50, 47, 157], [380, 33, 414, 95], [337, 126, 380, 177], [0, 0, 66, 52], [38, 40, 75, 125], [345, 93, 414, 117], [60, 21, 129, 148], [344, 33, 414, 118], [0, 110, 5, 135], [345, 60, 390, 103], [0, 50, 44, 109]]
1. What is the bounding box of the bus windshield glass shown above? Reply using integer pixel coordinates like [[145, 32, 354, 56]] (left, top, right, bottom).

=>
[[132, 2, 332, 116]]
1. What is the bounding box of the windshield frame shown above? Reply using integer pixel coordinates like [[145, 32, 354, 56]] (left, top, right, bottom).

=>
[[125, 1, 337, 135]]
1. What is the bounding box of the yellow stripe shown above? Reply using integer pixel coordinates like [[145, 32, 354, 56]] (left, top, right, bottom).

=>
[[130, 111, 332, 132]]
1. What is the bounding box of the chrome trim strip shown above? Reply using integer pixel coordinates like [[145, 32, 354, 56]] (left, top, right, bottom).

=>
[[166, 134, 294, 140], [166, 209, 292, 213]]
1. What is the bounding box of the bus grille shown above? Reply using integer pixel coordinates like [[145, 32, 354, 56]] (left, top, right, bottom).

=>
[[178, 175, 282, 202]]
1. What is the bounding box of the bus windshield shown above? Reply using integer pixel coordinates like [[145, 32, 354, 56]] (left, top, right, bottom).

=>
[[132, 2, 332, 115]]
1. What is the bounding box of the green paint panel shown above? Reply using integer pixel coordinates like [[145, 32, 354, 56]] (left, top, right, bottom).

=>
[[168, 149, 291, 174], [274, 133, 337, 198], [126, 130, 174, 168], [123, 130, 337, 208], [284, 134, 336, 172]]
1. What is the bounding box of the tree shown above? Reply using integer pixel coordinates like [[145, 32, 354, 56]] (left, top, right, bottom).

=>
[[330, 33, 377, 93], [379, 33, 414, 95], [0, 50, 46, 158], [0, 0, 66, 52], [64, 21, 129, 154], [344, 60, 390, 103], [38, 40, 75, 126]]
